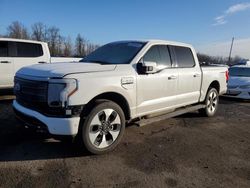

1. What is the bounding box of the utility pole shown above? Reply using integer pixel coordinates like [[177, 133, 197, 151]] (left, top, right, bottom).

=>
[[228, 37, 234, 65]]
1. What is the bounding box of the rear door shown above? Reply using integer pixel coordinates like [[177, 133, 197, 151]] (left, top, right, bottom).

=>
[[170, 46, 201, 106], [10, 41, 45, 73], [0, 41, 14, 88]]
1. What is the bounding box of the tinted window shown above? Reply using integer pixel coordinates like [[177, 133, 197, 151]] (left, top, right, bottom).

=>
[[16, 42, 43, 57], [0, 41, 8, 57], [174, 46, 195, 68], [80, 42, 146, 64], [158, 46, 171, 67], [229, 67, 250, 77], [144, 45, 171, 67], [143, 46, 161, 64]]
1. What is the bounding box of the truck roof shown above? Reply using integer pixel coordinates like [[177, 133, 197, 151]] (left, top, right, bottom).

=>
[[0, 37, 47, 44], [113, 39, 194, 49]]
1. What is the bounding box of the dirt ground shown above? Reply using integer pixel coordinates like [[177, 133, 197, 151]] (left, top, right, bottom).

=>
[[0, 93, 250, 188]]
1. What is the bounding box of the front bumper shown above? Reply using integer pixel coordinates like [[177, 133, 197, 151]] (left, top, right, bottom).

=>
[[13, 100, 81, 136]]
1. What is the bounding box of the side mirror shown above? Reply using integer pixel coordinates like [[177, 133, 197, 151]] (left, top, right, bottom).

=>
[[137, 61, 157, 74]]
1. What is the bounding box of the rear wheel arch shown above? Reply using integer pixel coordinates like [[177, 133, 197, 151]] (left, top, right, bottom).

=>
[[208, 81, 220, 94]]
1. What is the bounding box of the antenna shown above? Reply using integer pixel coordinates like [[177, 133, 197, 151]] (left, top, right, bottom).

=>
[[228, 37, 234, 65]]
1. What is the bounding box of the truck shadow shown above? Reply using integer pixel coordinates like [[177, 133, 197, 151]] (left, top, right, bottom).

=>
[[0, 100, 89, 162], [1, 97, 247, 162]]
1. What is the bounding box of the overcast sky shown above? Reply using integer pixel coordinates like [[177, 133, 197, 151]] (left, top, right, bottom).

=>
[[0, 0, 249, 59]]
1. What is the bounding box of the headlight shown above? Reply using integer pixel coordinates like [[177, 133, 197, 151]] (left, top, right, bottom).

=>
[[48, 78, 78, 107], [239, 85, 250, 89]]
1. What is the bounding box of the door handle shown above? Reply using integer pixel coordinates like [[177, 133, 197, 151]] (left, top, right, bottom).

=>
[[168, 75, 177, 80], [193, 73, 201, 78], [0, 61, 11, 64]]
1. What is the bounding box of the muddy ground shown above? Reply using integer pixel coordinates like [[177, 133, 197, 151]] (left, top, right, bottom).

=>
[[0, 93, 250, 188]]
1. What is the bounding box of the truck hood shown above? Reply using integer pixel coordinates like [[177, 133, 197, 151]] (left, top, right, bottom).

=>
[[16, 62, 116, 78]]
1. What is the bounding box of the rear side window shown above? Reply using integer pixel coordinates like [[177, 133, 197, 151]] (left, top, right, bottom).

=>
[[0, 41, 8, 57], [173, 46, 195, 68], [143, 45, 171, 67], [15, 42, 43, 57]]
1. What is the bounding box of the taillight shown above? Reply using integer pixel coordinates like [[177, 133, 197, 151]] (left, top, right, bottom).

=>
[[225, 70, 229, 82]]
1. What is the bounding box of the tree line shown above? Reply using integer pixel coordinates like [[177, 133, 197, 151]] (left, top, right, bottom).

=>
[[0, 21, 99, 57], [0, 21, 245, 64]]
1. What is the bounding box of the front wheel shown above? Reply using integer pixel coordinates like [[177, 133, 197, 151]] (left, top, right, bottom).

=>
[[79, 101, 125, 154], [199, 88, 219, 117]]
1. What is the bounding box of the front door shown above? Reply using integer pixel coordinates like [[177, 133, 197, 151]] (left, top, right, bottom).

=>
[[136, 45, 178, 116]]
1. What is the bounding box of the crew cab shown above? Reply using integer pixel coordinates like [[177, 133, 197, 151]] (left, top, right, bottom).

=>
[[0, 38, 81, 89], [13, 40, 228, 154]]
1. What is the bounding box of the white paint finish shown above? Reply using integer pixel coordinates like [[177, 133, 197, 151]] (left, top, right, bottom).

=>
[[13, 39, 228, 135], [0, 38, 82, 89], [200, 66, 228, 101], [176, 66, 201, 106], [50, 57, 82, 63], [13, 100, 80, 135], [17, 62, 116, 78], [0, 56, 14, 88], [136, 68, 178, 116]]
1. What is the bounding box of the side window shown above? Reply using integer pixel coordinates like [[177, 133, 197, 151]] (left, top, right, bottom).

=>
[[158, 45, 171, 67], [15, 42, 43, 57], [143, 45, 161, 64], [174, 46, 195, 68], [143, 45, 172, 67], [0, 41, 8, 57]]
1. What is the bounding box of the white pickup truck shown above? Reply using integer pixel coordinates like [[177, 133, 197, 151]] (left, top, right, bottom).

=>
[[13, 40, 228, 154], [0, 38, 81, 89]]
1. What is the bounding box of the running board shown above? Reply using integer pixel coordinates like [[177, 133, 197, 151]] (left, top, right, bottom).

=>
[[137, 104, 206, 127]]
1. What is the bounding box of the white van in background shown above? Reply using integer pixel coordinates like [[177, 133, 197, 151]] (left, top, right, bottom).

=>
[[0, 38, 81, 89]]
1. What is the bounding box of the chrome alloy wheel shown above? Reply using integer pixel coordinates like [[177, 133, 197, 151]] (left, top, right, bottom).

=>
[[88, 109, 121, 149], [207, 90, 218, 114]]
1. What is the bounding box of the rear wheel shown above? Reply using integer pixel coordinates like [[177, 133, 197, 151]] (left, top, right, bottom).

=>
[[79, 101, 125, 154], [199, 88, 219, 117]]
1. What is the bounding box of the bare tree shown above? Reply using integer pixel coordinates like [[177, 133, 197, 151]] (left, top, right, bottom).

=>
[[75, 34, 86, 57], [31, 22, 46, 41], [1, 21, 100, 57], [86, 43, 99, 55], [46, 26, 61, 56], [7, 21, 29, 39], [63, 36, 72, 57], [57, 35, 64, 56]]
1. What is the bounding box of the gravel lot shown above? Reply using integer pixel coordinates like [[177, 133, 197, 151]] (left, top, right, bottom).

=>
[[0, 93, 250, 188]]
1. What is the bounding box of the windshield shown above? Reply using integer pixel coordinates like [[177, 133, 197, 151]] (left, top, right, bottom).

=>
[[229, 67, 250, 77], [80, 41, 146, 64]]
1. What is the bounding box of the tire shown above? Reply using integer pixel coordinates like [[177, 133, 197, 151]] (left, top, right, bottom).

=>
[[199, 88, 219, 117], [79, 100, 125, 154]]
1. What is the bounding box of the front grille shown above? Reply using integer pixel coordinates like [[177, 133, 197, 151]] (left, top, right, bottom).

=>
[[14, 77, 82, 117], [14, 77, 48, 111]]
